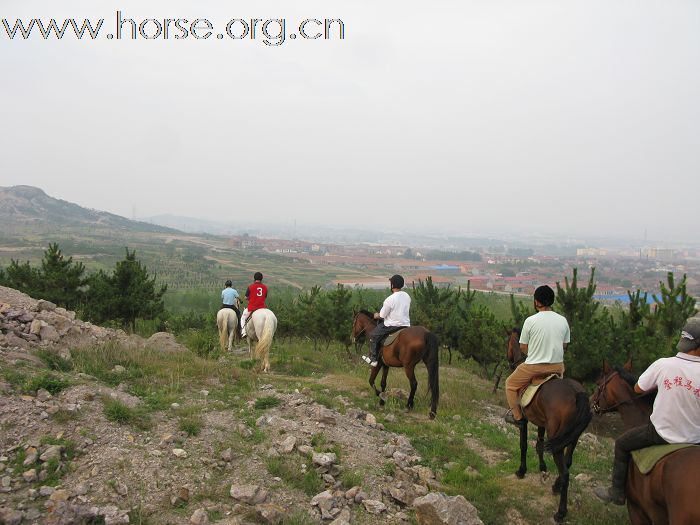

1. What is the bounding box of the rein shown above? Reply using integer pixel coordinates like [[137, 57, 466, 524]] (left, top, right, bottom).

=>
[[591, 371, 638, 415]]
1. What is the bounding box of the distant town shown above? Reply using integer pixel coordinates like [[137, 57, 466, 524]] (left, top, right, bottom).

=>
[[227, 234, 700, 300]]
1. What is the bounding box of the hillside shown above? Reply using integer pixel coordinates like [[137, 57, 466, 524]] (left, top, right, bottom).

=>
[[0, 186, 178, 235], [0, 285, 629, 525]]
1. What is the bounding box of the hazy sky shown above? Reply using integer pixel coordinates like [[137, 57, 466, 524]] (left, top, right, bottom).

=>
[[2, 0, 699, 242]]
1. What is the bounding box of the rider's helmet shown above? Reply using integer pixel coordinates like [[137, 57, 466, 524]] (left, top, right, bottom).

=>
[[254, 272, 263, 281], [677, 317, 700, 353], [534, 285, 555, 307], [225, 279, 232, 287], [389, 274, 405, 289]]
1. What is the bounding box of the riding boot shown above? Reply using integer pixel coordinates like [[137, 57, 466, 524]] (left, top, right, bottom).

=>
[[594, 457, 626, 505], [364, 339, 379, 366]]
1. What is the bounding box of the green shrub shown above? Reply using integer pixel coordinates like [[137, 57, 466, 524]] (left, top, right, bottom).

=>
[[254, 396, 281, 410]]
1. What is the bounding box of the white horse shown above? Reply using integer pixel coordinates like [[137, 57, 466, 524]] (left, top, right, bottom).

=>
[[216, 308, 239, 352], [245, 308, 278, 372]]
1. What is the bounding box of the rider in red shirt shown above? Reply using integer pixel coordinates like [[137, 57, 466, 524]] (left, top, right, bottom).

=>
[[240, 272, 267, 337]]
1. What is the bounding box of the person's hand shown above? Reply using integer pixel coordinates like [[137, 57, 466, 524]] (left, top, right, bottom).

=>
[[373, 312, 380, 320]]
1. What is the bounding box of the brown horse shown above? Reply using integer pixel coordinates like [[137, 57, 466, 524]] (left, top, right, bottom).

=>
[[513, 374, 592, 522], [591, 360, 700, 525], [507, 327, 524, 370], [351, 310, 439, 419]]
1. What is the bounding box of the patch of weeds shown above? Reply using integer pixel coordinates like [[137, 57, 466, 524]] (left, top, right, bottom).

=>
[[266, 457, 323, 496], [282, 510, 316, 525], [24, 372, 70, 395], [103, 398, 151, 430], [179, 415, 204, 436], [312, 391, 335, 409], [39, 436, 77, 459], [51, 408, 80, 424], [206, 509, 223, 522], [310, 433, 327, 448], [383, 461, 396, 476], [1, 368, 27, 390], [239, 359, 256, 370], [254, 396, 281, 410], [35, 349, 74, 372], [339, 469, 363, 489], [128, 505, 153, 525]]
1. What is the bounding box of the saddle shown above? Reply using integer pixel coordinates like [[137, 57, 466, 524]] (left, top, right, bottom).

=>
[[631, 444, 699, 474], [518, 374, 561, 408], [382, 329, 406, 347]]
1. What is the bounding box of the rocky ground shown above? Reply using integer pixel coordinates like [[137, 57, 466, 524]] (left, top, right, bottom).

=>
[[0, 286, 484, 525]]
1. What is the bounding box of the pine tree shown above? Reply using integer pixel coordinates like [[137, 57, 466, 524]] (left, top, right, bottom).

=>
[[86, 248, 167, 331], [653, 273, 697, 340], [39, 243, 86, 309]]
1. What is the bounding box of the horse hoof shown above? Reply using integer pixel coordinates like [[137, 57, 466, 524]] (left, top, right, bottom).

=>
[[515, 469, 526, 479], [429, 411, 436, 420], [379, 400, 386, 406], [553, 511, 566, 523]]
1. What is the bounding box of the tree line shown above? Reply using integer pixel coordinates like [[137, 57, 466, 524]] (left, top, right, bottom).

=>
[[1, 244, 696, 380], [0, 243, 166, 331]]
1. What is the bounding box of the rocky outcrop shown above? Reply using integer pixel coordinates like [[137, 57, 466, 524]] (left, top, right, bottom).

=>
[[0, 285, 187, 354]]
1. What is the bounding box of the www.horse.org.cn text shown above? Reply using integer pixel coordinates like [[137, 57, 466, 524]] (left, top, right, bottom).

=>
[[1, 12, 346, 46]]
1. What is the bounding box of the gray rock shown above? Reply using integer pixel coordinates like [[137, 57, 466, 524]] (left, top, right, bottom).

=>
[[312, 452, 337, 469], [229, 484, 268, 505], [413, 492, 483, 525], [22, 468, 37, 482], [255, 503, 285, 524], [312, 406, 337, 425], [362, 499, 387, 514], [279, 435, 297, 454], [40, 325, 60, 342], [329, 507, 351, 525], [221, 448, 233, 462], [38, 300, 57, 312], [0, 508, 24, 525], [190, 508, 209, 525], [40, 445, 63, 462]]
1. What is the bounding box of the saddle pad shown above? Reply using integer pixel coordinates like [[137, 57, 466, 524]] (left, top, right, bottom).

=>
[[383, 329, 406, 346], [519, 374, 560, 408], [631, 444, 698, 475]]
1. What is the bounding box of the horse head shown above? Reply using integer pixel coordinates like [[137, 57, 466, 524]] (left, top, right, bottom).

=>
[[351, 310, 375, 343], [591, 361, 637, 415], [507, 327, 523, 370]]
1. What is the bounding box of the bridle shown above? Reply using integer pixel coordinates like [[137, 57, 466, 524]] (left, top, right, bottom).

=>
[[591, 371, 637, 415], [351, 312, 378, 343]]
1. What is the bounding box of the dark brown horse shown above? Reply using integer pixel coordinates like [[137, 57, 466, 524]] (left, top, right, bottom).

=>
[[591, 360, 700, 525], [507, 327, 524, 370], [513, 374, 592, 522], [351, 310, 439, 419]]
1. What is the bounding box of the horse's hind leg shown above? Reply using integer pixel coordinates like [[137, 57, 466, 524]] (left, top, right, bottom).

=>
[[516, 423, 528, 479], [564, 438, 579, 470], [379, 366, 390, 406], [551, 450, 569, 523], [536, 426, 547, 473], [369, 366, 382, 398], [404, 364, 418, 410]]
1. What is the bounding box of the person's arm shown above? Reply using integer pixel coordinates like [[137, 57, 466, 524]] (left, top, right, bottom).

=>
[[563, 343, 568, 350], [245, 286, 250, 299], [520, 343, 528, 353], [634, 384, 650, 395]]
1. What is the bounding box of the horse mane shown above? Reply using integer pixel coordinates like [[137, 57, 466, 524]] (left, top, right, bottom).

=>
[[614, 366, 656, 408], [614, 366, 638, 387], [358, 309, 375, 319], [512, 327, 522, 335]]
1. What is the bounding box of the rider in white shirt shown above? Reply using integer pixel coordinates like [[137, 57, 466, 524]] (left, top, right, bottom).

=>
[[595, 317, 700, 505], [363, 275, 411, 367]]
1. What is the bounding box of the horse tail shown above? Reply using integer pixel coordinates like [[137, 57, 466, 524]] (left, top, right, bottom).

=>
[[254, 311, 277, 363], [423, 331, 440, 419], [217, 311, 227, 351], [545, 391, 592, 453]]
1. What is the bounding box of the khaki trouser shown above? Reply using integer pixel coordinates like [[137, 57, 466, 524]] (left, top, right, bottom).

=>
[[505, 362, 565, 420]]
